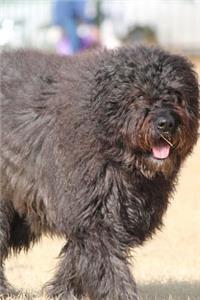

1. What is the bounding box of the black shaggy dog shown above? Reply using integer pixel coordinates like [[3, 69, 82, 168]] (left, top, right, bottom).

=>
[[0, 46, 199, 300]]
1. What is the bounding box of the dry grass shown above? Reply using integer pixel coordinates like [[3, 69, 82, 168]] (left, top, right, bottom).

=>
[[4, 61, 200, 300]]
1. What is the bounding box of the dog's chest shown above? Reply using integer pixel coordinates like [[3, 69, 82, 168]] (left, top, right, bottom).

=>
[[104, 173, 171, 246]]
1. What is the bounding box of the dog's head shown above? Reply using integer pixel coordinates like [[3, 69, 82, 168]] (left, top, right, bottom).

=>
[[93, 46, 199, 178]]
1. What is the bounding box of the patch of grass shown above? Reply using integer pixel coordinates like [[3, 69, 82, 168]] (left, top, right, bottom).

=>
[[139, 281, 200, 300]]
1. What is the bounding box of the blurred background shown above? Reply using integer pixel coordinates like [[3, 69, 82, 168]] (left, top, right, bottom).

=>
[[0, 0, 200, 54], [0, 1, 200, 299]]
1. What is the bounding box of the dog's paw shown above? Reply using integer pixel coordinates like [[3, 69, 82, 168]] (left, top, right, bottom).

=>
[[45, 286, 80, 300]]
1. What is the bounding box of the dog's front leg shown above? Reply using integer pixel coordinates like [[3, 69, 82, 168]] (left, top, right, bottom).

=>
[[45, 239, 83, 300], [79, 233, 139, 300], [46, 230, 139, 300]]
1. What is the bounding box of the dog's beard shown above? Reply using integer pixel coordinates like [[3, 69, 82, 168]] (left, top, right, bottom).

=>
[[132, 129, 188, 179], [118, 109, 196, 179], [135, 154, 179, 179], [136, 124, 197, 179]]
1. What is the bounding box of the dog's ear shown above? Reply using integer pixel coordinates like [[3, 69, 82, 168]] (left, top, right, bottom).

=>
[[169, 55, 199, 118]]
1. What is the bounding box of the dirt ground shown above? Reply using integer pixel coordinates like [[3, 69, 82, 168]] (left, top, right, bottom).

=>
[[4, 60, 200, 300]]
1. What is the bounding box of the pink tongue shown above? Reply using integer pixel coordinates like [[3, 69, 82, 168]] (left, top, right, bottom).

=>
[[152, 145, 170, 159]]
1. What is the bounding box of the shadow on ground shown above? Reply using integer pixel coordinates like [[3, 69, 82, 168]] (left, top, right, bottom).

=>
[[138, 281, 200, 300]]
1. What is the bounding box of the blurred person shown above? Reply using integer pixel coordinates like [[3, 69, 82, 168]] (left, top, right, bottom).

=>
[[52, 0, 100, 54]]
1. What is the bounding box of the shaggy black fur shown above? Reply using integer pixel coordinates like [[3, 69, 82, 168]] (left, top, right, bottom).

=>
[[0, 46, 199, 300]]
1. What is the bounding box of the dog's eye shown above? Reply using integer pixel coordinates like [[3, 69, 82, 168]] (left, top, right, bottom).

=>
[[162, 98, 170, 104], [174, 92, 183, 105]]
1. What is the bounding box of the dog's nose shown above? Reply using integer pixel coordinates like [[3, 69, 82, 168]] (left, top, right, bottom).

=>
[[156, 115, 176, 133]]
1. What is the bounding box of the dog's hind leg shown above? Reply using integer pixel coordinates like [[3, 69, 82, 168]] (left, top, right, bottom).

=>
[[0, 199, 19, 298], [9, 212, 41, 254], [0, 199, 40, 298], [46, 232, 139, 300]]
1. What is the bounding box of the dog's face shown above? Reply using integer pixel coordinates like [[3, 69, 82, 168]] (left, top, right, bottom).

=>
[[94, 46, 199, 178], [127, 86, 198, 178]]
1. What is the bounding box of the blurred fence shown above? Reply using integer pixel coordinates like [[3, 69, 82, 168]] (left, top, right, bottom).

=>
[[0, 0, 200, 53], [105, 0, 200, 52]]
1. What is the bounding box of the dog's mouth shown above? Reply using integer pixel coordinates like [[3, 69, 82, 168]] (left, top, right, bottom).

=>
[[135, 132, 180, 178], [151, 134, 173, 160]]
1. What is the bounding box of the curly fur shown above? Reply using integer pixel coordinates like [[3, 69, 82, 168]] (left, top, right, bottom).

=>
[[0, 45, 199, 299]]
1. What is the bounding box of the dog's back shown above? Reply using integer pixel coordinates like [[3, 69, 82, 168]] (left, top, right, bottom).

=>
[[0, 49, 99, 233]]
